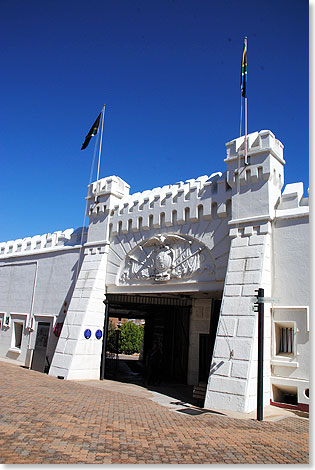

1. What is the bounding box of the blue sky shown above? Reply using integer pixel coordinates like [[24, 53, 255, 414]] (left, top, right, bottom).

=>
[[1, 0, 309, 242]]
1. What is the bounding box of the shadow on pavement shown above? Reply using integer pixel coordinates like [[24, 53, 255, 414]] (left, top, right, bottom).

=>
[[105, 357, 199, 407]]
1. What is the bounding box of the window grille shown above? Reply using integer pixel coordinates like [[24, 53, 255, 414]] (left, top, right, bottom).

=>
[[279, 327, 293, 353]]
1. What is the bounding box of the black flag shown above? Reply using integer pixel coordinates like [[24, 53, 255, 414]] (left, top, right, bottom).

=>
[[81, 113, 101, 150]]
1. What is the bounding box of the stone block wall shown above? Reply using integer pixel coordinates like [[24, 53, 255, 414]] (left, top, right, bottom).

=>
[[49, 243, 109, 380], [204, 221, 272, 412]]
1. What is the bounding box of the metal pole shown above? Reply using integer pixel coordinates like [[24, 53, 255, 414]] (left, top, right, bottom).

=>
[[257, 287, 264, 421], [96, 104, 106, 183], [244, 96, 248, 165], [100, 298, 109, 380], [244, 37, 248, 166]]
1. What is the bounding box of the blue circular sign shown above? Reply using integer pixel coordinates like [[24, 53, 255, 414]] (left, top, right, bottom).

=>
[[95, 329, 103, 340], [84, 329, 91, 339]]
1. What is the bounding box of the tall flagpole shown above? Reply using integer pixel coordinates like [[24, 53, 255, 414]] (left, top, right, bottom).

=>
[[244, 37, 248, 165], [245, 99, 248, 165], [96, 104, 106, 183]]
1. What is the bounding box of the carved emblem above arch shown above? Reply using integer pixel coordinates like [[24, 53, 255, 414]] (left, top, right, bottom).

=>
[[118, 233, 215, 285]]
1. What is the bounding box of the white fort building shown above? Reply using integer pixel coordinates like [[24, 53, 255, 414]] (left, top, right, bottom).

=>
[[0, 130, 309, 414]]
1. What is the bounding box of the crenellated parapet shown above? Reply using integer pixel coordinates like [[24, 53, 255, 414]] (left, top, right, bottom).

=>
[[275, 182, 309, 219], [86, 175, 130, 217], [224, 130, 286, 223], [107, 172, 232, 236], [0, 228, 85, 257], [86, 131, 287, 241], [225, 130, 285, 189]]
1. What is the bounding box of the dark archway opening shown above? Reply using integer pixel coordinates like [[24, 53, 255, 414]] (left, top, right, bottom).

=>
[[102, 294, 191, 387]]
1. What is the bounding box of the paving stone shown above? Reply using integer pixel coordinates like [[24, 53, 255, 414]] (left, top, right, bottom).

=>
[[0, 361, 309, 464]]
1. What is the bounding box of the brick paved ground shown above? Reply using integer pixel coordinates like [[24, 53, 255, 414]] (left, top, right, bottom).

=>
[[0, 361, 309, 464]]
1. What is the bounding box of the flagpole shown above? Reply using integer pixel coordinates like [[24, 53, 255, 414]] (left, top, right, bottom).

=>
[[239, 94, 243, 137], [244, 95, 248, 165], [244, 37, 248, 166], [96, 104, 106, 183]]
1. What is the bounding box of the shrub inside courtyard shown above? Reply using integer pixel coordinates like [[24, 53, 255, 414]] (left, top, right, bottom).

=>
[[107, 321, 144, 355]]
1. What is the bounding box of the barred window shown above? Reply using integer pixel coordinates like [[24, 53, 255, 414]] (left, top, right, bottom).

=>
[[279, 327, 293, 354]]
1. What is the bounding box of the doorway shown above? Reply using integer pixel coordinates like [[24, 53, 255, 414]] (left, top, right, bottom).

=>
[[103, 294, 191, 385], [31, 322, 51, 373]]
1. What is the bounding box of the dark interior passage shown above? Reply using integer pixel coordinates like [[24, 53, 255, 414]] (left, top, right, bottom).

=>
[[102, 294, 191, 386]]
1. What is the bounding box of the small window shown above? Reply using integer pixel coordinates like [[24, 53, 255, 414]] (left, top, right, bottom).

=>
[[13, 322, 23, 349], [275, 322, 295, 356], [279, 327, 294, 353]]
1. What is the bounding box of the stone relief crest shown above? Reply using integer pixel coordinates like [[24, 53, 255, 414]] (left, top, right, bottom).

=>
[[119, 234, 214, 284]]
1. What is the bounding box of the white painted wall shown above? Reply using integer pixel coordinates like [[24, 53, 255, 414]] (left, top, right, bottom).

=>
[[0, 229, 83, 366], [273, 216, 309, 307], [270, 183, 310, 407]]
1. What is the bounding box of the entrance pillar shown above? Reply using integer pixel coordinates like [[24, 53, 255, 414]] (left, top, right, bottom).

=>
[[49, 176, 130, 380], [205, 130, 285, 413]]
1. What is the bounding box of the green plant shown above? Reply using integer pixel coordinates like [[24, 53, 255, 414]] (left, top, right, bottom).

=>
[[119, 321, 144, 355], [106, 320, 118, 353]]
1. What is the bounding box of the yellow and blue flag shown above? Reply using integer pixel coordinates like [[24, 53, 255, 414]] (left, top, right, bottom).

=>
[[240, 38, 247, 98]]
